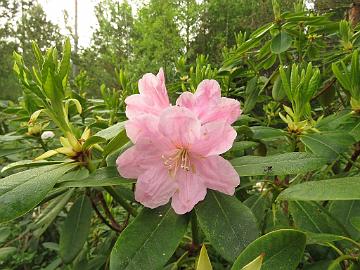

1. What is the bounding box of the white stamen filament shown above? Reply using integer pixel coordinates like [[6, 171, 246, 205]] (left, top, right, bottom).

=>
[[162, 148, 193, 177]]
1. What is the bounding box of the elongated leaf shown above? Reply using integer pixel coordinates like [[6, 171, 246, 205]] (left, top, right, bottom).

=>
[[59, 38, 71, 80], [59, 195, 93, 264], [0, 164, 75, 223], [301, 132, 355, 160], [288, 201, 333, 234], [110, 205, 188, 270], [232, 229, 306, 270], [82, 136, 106, 150], [244, 77, 259, 113], [95, 122, 125, 140], [195, 191, 259, 262], [278, 177, 360, 201], [56, 167, 134, 188], [250, 126, 286, 140], [0, 247, 16, 260], [329, 200, 360, 240], [196, 245, 213, 270], [305, 232, 349, 245], [1, 160, 64, 174], [351, 217, 360, 232], [34, 189, 75, 237], [271, 31, 293, 54], [231, 152, 327, 176], [103, 129, 129, 156]]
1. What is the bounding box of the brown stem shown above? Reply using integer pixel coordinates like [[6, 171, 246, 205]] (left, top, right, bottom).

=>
[[89, 194, 121, 233], [98, 192, 122, 232], [312, 78, 336, 100]]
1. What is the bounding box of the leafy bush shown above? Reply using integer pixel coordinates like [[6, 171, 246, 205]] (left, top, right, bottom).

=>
[[0, 1, 359, 270]]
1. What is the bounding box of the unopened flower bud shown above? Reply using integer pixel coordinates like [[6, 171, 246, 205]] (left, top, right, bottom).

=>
[[41, 131, 55, 140]]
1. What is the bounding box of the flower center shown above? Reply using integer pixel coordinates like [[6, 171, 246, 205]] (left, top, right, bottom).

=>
[[162, 148, 194, 177]]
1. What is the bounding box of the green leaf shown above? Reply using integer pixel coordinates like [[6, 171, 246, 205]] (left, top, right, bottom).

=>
[[305, 232, 349, 245], [231, 229, 306, 270], [250, 126, 286, 140], [271, 31, 293, 54], [231, 141, 259, 152], [110, 205, 188, 270], [56, 167, 135, 188], [0, 164, 75, 224], [279, 66, 292, 100], [278, 177, 360, 201], [59, 195, 93, 264], [103, 129, 129, 157], [272, 75, 286, 101], [331, 63, 351, 91], [288, 201, 332, 233], [95, 122, 125, 140], [329, 200, 360, 240], [243, 77, 259, 113], [300, 132, 355, 160], [33, 189, 75, 237], [0, 247, 17, 260], [244, 194, 270, 227], [1, 160, 64, 174], [59, 38, 71, 80], [240, 254, 264, 270], [351, 217, 360, 232], [0, 227, 11, 244], [82, 136, 106, 150], [231, 152, 327, 176], [195, 191, 259, 262], [196, 245, 213, 270]]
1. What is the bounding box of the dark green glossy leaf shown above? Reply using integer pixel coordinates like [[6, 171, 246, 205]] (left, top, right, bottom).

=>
[[103, 129, 129, 157], [56, 166, 134, 188], [300, 132, 355, 160], [59, 195, 93, 264], [0, 164, 76, 223], [329, 200, 360, 240], [195, 191, 259, 262], [110, 205, 188, 270], [231, 152, 327, 176], [231, 229, 306, 270], [1, 160, 65, 175], [278, 177, 360, 201], [288, 201, 333, 234], [271, 31, 293, 54]]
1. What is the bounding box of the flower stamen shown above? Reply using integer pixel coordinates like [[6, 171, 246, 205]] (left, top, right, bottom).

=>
[[162, 148, 193, 177]]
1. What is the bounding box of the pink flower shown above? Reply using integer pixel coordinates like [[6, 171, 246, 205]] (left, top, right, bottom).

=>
[[116, 68, 241, 214]]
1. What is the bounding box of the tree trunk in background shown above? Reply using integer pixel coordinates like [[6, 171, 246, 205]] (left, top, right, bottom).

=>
[[349, 0, 360, 26]]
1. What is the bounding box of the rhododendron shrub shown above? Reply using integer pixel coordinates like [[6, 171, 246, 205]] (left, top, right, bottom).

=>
[[2, 3, 360, 270], [116, 69, 241, 214]]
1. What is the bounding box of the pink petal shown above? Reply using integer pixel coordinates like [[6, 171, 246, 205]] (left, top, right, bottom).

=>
[[191, 121, 237, 156], [171, 170, 207, 214], [125, 68, 170, 119], [176, 80, 241, 125], [201, 97, 241, 125], [193, 155, 240, 195], [125, 115, 173, 152], [158, 106, 201, 148], [116, 144, 162, 179], [135, 165, 178, 209]]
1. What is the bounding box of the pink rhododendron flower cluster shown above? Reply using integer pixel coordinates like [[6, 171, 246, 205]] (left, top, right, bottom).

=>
[[116, 68, 241, 214]]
